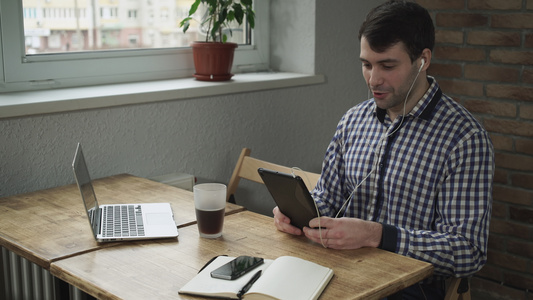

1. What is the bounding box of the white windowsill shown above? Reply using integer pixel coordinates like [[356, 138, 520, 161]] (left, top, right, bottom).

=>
[[0, 72, 325, 119]]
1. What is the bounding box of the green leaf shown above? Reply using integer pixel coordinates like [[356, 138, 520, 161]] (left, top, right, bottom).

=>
[[208, 4, 216, 15], [219, 7, 228, 23], [247, 11, 255, 28], [181, 21, 190, 33], [179, 17, 190, 27], [189, 0, 201, 16], [233, 4, 244, 24], [227, 10, 235, 22], [220, 0, 230, 8], [211, 22, 221, 41]]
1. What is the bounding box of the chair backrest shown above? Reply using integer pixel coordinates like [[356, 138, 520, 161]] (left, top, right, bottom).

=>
[[227, 148, 321, 202], [444, 277, 471, 300]]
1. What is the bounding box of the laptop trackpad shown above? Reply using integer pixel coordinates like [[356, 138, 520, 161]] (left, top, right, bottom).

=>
[[146, 213, 174, 226]]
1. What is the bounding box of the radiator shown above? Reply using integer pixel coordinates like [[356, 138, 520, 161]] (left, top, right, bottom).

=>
[[1, 246, 90, 300]]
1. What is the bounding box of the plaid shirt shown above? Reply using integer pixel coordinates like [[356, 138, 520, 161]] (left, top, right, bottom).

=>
[[313, 77, 494, 279]]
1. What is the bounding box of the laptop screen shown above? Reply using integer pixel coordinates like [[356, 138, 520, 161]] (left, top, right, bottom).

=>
[[72, 143, 100, 238]]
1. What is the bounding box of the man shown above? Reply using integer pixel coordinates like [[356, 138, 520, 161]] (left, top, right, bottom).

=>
[[273, 1, 494, 299]]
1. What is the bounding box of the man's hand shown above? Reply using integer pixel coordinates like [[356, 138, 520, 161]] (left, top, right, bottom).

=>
[[303, 217, 382, 249], [272, 206, 303, 235]]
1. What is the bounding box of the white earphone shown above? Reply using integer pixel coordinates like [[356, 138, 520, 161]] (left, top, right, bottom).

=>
[[418, 58, 425, 72]]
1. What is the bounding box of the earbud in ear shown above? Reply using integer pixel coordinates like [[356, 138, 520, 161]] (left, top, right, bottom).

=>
[[418, 59, 425, 72]]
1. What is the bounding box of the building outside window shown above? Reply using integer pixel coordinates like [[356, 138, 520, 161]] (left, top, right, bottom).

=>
[[0, 0, 269, 92]]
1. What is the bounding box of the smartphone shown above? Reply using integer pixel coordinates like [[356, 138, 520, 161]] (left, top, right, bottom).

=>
[[210, 256, 264, 280]]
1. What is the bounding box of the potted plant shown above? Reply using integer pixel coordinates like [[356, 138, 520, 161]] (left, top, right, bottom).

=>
[[180, 0, 255, 81]]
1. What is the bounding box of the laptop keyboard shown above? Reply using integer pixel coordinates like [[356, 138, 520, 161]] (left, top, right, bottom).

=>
[[102, 205, 145, 237]]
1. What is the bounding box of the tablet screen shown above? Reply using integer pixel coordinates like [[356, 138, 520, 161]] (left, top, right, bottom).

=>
[[258, 168, 318, 229]]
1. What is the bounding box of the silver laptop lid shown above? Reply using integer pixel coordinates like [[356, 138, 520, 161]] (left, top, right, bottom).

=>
[[72, 143, 101, 239]]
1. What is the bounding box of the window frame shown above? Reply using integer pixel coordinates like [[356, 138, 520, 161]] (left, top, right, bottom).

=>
[[0, 0, 270, 93]]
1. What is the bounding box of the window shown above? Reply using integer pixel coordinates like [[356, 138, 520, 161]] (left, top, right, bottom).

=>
[[128, 9, 138, 19], [0, 0, 269, 93]]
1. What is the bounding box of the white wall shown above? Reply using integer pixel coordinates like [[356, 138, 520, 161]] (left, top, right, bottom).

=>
[[0, 0, 381, 215]]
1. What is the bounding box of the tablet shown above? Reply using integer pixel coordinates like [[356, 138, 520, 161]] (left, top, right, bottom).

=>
[[258, 168, 318, 229]]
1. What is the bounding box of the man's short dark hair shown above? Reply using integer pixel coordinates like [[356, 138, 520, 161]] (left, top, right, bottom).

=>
[[358, 0, 435, 62]]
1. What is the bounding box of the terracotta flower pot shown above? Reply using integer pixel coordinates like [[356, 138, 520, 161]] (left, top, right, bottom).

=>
[[191, 42, 238, 81]]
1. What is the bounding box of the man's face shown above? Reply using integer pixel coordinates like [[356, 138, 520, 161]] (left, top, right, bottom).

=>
[[360, 36, 421, 118]]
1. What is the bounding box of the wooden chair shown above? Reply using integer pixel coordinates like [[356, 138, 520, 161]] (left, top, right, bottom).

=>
[[445, 277, 471, 300], [227, 148, 321, 203]]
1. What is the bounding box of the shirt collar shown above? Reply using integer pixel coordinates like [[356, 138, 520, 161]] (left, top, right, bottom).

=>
[[375, 76, 442, 123]]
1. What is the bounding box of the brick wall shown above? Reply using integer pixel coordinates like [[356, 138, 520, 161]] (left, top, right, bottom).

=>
[[415, 0, 533, 299]]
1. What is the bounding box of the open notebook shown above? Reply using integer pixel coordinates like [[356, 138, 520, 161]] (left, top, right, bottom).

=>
[[179, 256, 334, 300], [72, 142, 178, 242]]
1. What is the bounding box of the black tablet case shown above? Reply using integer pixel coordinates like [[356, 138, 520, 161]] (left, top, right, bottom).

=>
[[258, 168, 318, 229]]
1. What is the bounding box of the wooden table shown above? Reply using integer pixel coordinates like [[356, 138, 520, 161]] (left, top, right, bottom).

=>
[[50, 210, 433, 300], [0, 174, 243, 269]]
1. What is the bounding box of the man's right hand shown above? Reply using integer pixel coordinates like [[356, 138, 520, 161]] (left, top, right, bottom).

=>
[[272, 206, 303, 235]]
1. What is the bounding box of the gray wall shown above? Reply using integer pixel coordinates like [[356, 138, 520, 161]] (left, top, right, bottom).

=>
[[0, 1, 380, 216]]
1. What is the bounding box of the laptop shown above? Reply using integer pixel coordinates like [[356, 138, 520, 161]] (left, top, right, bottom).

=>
[[72, 143, 179, 242]]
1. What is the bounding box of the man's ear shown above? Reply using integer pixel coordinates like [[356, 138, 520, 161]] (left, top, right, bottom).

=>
[[419, 48, 432, 72]]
